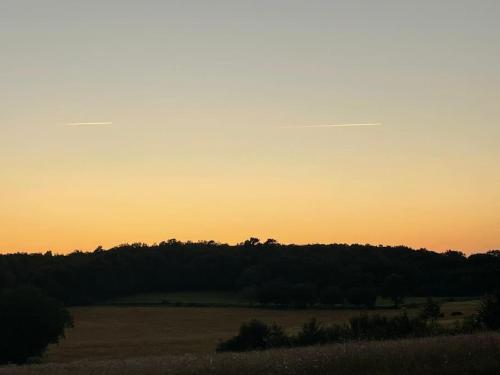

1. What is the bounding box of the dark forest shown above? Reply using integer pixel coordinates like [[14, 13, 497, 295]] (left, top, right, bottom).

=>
[[2, 239, 499, 307]]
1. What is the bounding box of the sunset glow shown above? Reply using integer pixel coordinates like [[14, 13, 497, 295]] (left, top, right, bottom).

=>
[[1, 1, 499, 254]]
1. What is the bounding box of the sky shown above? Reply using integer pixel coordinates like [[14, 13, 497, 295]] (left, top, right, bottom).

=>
[[1, 0, 499, 254]]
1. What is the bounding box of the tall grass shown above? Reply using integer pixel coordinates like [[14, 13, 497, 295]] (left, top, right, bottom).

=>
[[2, 333, 499, 375]]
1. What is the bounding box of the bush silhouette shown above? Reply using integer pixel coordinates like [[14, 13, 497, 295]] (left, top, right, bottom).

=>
[[216, 319, 270, 352], [420, 298, 441, 323], [477, 291, 500, 330], [295, 318, 328, 346], [0, 287, 73, 364], [265, 323, 290, 348], [217, 297, 498, 354], [349, 313, 427, 340]]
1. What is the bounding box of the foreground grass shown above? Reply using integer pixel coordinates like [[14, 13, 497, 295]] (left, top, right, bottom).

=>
[[3, 333, 499, 375]]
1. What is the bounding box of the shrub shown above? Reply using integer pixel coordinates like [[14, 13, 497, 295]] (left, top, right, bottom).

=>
[[349, 314, 392, 340], [217, 319, 271, 352], [218, 296, 500, 354], [265, 323, 291, 348], [0, 287, 73, 364], [348, 312, 428, 340], [477, 291, 500, 330], [420, 298, 441, 322], [295, 318, 328, 346]]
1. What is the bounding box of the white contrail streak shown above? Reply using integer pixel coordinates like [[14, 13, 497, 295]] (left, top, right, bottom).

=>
[[65, 122, 113, 126], [279, 123, 382, 129]]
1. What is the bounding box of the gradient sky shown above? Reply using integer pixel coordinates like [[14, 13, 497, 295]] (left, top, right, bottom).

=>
[[1, 0, 499, 253]]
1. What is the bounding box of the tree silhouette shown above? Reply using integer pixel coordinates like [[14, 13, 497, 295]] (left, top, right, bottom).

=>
[[420, 297, 441, 323], [243, 237, 261, 247], [0, 287, 73, 364], [477, 291, 500, 330]]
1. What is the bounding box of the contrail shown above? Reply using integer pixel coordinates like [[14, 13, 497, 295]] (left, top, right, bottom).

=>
[[279, 123, 382, 129], [65, 122, 113, 126]]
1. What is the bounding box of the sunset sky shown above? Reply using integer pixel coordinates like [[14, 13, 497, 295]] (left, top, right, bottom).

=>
[[1, 1, 499, 253]]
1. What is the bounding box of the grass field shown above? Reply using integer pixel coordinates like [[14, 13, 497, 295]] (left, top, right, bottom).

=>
[[4, 333, 500, 375], [41, 298, 479, 363], [107, 291, 478, 309]]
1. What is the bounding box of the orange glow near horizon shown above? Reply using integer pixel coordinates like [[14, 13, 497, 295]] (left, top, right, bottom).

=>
[[1, 145, 499, 254]]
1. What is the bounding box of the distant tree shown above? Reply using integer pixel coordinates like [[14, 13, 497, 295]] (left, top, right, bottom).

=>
[[263, 238, 278, 246], [420, 297, 441, 323], [382, 274, 408, 308], [159, 238, 181, 246], [487, 250, 500, 258], [239, 286, 258, 305], [0, 287, 73, 364], [443, 250, 467, 263], [93, 246, 104, 253], [477, 291, 500, 330], [243, 237, 261, 247]]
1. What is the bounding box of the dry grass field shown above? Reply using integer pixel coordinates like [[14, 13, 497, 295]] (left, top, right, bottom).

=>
[[4, 333, 500, 375], [41, 299, 479, 364]]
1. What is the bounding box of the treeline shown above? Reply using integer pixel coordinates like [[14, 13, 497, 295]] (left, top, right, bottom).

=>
[[1, 239, 499, 306]]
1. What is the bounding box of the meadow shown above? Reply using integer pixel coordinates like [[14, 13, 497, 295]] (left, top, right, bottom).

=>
[[5, 333, 500, 375], [107, 291, 476, 309], [41, 295, 479, 363]]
